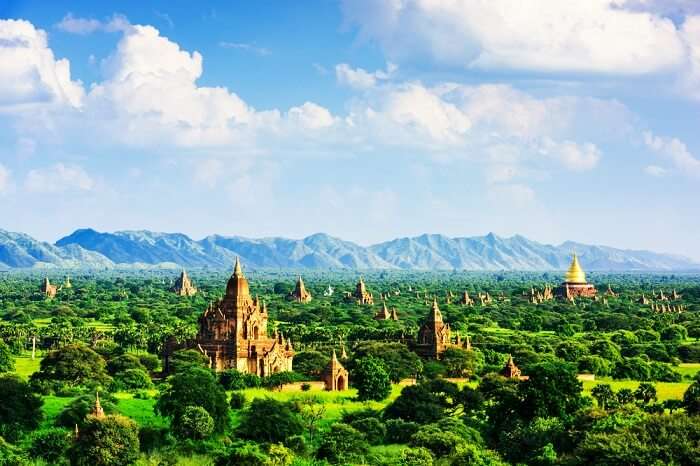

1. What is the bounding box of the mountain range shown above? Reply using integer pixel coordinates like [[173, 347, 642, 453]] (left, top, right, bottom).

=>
[[0, 228, 697, 271]]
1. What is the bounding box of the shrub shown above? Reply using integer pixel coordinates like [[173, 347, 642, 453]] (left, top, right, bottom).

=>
[[112, 368, 153, 391], [56, 393, 118, 428], [174, 406, 215, 440], [286, 435, 308, 456], [0, 340, 14, 373], [237, 398, 303, 445], [229, 392, 246, 410], [107, 354, 146, 375], [301, 382, 311, 391], [68, 415, 140, 466], [317, 423, 370, 464], [28, 428, 72, 463], [138, 425, 173, 452], [350, 417, 386, 445], [353, 356, 392, 401], [410, 425, 465, 457], [0, 374, 44, 442], [386, 419, 421, 444], [219, 369, 247, 391], [400, 447, 434, 466], [138, 353, 160, 371]]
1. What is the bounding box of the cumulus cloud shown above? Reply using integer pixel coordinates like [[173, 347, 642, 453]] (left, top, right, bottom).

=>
[[644, 131, 700, 177], [335, 62, 397, 89], [341, 0, 691, 76], [0, 19, 83, 109], [25, 163, 94, 193]]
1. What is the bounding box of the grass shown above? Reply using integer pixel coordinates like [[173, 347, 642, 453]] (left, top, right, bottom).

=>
[[675, 363, 700, 378], [13, 354, 41, 379], [582, 378, 690, 401]]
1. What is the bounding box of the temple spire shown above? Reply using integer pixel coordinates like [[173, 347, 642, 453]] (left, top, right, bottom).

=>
[[233, 256, 243, 277]]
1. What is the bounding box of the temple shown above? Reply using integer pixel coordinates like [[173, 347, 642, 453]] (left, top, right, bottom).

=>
[[176, 258, 294, 375], [374, 302, 399, 321], [556, 254, 597, 299], [41, 277, 58, 298], [322, 350, 349, 391], [290, 276, 312, 303], [172, 269, 197, 297], [412, 298, 453, 359], [351, 277, 374, 305], [501, 355, 525, 379]]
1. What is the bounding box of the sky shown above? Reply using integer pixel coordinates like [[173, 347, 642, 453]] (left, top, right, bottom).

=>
[[0, 0, 699, 259]]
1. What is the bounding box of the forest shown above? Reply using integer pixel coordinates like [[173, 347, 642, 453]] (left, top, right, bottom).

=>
[[1, 268, 700, 465]]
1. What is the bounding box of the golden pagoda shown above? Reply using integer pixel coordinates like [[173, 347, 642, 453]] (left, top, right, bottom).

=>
[[556, 254, 597, 299]]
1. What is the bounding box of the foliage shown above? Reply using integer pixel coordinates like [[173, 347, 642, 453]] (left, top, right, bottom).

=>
[[173, 405, 214, 440], [316, 423, 370, 464], [155, 366, 229, 433], [30, 344, 111, 389], [28, 428, 72, 464], [399, 447, 434, 466], [237, 398, 303, 445], [441, 347, 484, 378], [229, 392, 246, 410], [112, 368, 153, 391], [351, 342, 423, 382], [56, 393, 118, 428], [352, 356, 392, 401], [0, 374, 43, 442], [350, 417, 386, 445], [0, 341, 14, 373], [68, 414, 140, 466]]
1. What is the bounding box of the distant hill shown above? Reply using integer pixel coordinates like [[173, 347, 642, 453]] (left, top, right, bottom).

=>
[[0, 228, 696, 271]]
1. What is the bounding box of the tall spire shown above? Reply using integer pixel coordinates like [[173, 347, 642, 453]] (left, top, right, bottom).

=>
[[233, 256, 243, 277], [91, 391, 105, 419]]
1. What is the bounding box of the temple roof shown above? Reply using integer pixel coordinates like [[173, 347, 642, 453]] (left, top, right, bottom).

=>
[[226, 257, 250, 298], [428, 298, 443, 323], [564, 254, 587, 284]]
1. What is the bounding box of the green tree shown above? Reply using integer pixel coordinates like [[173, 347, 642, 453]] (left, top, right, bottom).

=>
[[292, 350, 329, 378], [683, 377, 700, 415], [0, 374, 43, 442], [56, 393, 118, 428], [167, 349, 210, 374], [28, 428, 72, 464], [591, 384, 615, 410], [155, 366, 229, 433], [617, 388, 635, 405], [518, 361, 585, 421], [0, 341, 14, 373], [351, 342, 423, 382], [384, 379, 461, 424], [112, 368, 153, 391], [317, 423, 370, 464], [399, 447, 434, 466], [31, 344, 110, 388], [353, 356, 391, 401], [237, 398, 303, 445], [106, 354, 146, 375], [69, 415, 140, 466], [441, 347, 484, 378], [173, 405, 214, 440], [634, 382, 657, 404]]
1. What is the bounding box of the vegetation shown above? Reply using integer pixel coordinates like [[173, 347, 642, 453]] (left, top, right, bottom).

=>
[[0, 269, 699, 464]]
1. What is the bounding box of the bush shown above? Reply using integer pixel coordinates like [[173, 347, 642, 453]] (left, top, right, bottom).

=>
[[0, 340, 14, 373], [0, 374, 44, 442], [613, 357, 652, 381], [31, 344, 111, 388], [237, 398, 303, 445], [350, 417, 386, 445], [386, 419, 421, 443], [229, 392, 246, 410], [55, 393, 118, 428], [28, 428, 72, 463], [410, 425, 465, 457], [112, 368, 153, 391], [400, 447, 434, 466], [301, 383, 311, 391], [286, 434, 308, 456], [138, 353, 160, 372], [317, 423, 370, 464], [69, 415, 140, 466], [168, 349, 210, 374], [578, 355, 612, 376], [174, 406, 215, 440], [219, 369, 247, 391], [138, 425, 173, 452], [107, 354, 146, 375], [353, 356, 392, 401], [216, 441, 268, 466]]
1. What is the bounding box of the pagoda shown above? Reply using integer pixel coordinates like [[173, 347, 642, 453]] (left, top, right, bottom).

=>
[[412, 298, 453, 359], [41, 277, 58, 298], [290, 276, 312, 303], [351, 276, 374, 305], [501, 355, 524, 379], [556, 254, 597, 299], [172, 269, 197, 297], [168, 258, 294, 375], [322, 350, 349, 391]]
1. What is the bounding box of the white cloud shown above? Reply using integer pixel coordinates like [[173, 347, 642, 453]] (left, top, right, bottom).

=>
[[55, 13, 131, 34], [644, 131, 700, 177], [25, 163, 94, 193], [539, 139, 602, 171], [0, 164, 11, 193], [219, 42, 270, 56], [341, 0, 690, 75], [644, 164, 668, 176], [287, 102, 335, 129], [335, 62, 397, 89], [0, 19, 84, 109]]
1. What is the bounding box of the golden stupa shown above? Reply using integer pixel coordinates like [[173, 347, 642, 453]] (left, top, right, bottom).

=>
[[557, 253, 597, 299], [564, 254, 587, 284]]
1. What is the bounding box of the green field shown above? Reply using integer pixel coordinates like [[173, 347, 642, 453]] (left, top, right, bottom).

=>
[[582, 378, 690, 401]]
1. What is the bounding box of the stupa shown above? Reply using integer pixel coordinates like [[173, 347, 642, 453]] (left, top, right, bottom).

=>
[[556, 254, 597, 299]]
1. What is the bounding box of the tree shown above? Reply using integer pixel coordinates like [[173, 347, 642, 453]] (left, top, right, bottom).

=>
[[155, 366, 229, 433], [28, 428, 72, 464], [591, 384, 615, 410], [634, 382, 657, 405], [173, 406, 214, 440], [167, 349, 210, 374], [31, 344, 110, 388], [237, 398, 303, 445], [441, 347, 484, 378], [317, 423, 370, 464], [69, 415, 140, 466], [56, 393, 118, 428], [384, 380, 461, 424], [518, 361, 585, 421], [555, 341, 589, 362], [399, 447, 434, 466], [617, 388, 635, 405], [660, 324, 688, 342], [353, 356, 391, 401], [351, 342, 423, 382], [0, 374, 43, 442], [293, 350, 329, 378], [0, 341, 14, 373], [683, 377, 700, 415], [112, 368, 153, 391], [106, 354, 146, 375]]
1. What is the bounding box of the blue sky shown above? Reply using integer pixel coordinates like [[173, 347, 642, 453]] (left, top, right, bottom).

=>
[[0, 0, 699, 260]]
